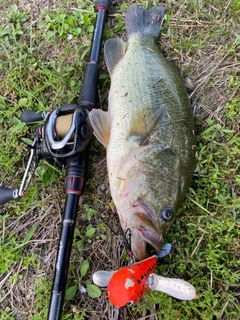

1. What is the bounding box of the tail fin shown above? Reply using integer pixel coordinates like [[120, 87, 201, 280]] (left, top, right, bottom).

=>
[[125, 5, 165, 39]]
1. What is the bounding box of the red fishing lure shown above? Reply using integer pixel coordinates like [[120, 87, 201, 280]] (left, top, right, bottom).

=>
[[107, 256, 157, 307]]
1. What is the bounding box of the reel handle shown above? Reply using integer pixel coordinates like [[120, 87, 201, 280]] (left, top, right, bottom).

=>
[[0, 187, 19, 205], [21, 110, 47, 123]]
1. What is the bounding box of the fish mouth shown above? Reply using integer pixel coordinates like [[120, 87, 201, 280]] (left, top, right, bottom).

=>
[[130, 212, 163, 260]]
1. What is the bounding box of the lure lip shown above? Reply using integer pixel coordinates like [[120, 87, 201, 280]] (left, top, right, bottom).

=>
[[147, 273, 197, 301]]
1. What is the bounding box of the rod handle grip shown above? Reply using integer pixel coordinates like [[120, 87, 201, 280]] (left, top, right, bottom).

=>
[[20, 110, 46, 123], [78, 63, 99, 110], [0, 187, 19, 205]]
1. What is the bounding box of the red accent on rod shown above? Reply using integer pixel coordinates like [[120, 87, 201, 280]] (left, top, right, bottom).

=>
[[96, 5, 108, 12], [64, 175, 84, 194], [65, 190, 84, 195]]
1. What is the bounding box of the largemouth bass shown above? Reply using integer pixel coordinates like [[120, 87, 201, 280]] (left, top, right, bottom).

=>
[[89, 5, 196, 260]]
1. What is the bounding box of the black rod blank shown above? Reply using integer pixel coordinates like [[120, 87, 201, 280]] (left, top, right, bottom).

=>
[[78, 1, 110, 109]]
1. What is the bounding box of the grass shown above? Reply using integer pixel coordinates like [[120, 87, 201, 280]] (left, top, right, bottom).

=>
[[0, 0, 239, 319]]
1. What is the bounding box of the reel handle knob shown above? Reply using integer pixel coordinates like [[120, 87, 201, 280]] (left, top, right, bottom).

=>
[[20, 110, 46, 124], [0, 187, 19, 205]]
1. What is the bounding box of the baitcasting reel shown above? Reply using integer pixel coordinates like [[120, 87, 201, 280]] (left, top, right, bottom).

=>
[[0, 103, 93, 204]]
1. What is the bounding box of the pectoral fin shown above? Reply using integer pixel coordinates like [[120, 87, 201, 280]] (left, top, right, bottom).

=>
[[89, 109, 111, 148], [128, 106, 163, 145]]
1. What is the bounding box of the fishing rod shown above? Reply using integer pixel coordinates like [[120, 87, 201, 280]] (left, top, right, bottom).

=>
[[0, 0, 110, 318], [47, 2, 110, 318]]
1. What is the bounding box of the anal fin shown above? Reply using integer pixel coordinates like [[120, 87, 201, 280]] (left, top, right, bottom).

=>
[[104, 38, 125, 77]]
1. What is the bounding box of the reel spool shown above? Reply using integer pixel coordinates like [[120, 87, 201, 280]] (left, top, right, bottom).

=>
[[55, 114, 74, 140]]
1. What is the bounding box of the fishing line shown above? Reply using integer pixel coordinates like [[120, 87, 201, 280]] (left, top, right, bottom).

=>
[[100, 214, 135, 261]]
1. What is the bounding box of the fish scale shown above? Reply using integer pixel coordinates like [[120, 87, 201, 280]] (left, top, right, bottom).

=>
[[89, 5, 196, 260]]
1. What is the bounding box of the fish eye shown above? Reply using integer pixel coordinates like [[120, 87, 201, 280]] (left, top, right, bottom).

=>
[[161, 206, 174, 222], [126, 300, 134, 307]]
